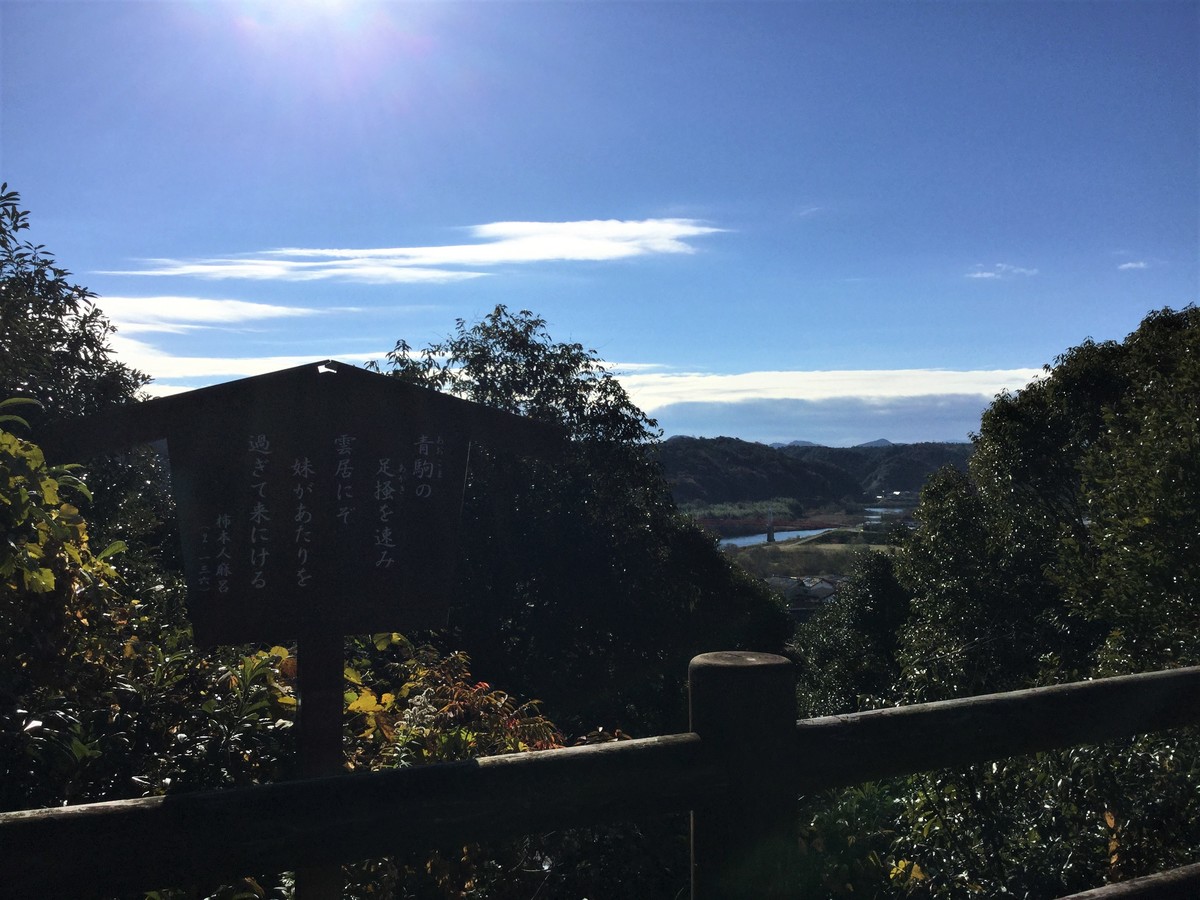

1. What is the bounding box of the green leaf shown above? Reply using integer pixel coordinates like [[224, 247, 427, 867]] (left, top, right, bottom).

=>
[[54, 474, 92, 502], [98, 540, 127, 560], [22, 566, 55, 593], [0, 397, 42, 410]]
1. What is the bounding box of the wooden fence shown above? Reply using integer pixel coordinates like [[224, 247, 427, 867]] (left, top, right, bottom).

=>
[[2, 653, 1198, 899]]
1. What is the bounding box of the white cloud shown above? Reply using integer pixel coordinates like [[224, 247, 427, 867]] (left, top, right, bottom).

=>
[[96, 296, 323, 334], [111, 333, 384, 388], [966, 262, 1039, 279], [100, 218, 723, 283], [1118, 261, 1148, 270], [618, 368, 1044, 412], [610, 361, 670, 373], [95, 296, 385, 389], [102, 259, 486, 285]]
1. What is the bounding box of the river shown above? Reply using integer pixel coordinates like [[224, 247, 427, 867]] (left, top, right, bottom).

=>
[[719, 507, 913, 548], [718, 528, 831, 548]]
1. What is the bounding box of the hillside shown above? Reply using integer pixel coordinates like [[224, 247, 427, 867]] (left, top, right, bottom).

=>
[[779, 441, 974, 497], [655, 436, 972, 507]]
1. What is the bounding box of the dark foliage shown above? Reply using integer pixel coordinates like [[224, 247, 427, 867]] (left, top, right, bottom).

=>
[[792, 550, 911, 717], [374, 307, 793, 734]]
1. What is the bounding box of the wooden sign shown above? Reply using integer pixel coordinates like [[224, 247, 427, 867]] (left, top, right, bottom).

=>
[[41, 361, 558, 645]]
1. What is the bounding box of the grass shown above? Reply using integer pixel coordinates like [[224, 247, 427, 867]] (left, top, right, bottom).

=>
[[723, 529, 897, 579]]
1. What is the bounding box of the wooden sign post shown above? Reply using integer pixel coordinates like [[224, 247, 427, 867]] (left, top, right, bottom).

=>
[[295, 629, 349, 898], [43, 361, 558, 899]]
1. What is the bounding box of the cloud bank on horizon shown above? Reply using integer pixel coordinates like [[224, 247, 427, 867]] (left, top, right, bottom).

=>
[[621, 368, 1041, 445], [94, 272, 1043, 444]]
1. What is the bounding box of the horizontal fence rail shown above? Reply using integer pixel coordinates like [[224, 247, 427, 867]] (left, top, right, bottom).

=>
[[0, 733, 715, 898], [793, 665, 1200, 791], [1, 662, 1198, 898], [1056, 861, 1200, 899]]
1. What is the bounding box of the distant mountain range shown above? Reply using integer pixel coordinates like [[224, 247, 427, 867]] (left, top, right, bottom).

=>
[[768, 438, 895, 449], [656, 436, 973, 506]]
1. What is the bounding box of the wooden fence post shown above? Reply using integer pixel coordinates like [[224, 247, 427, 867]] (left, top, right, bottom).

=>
[[295, 629, 347, 900], [689, 651, 797, 899]]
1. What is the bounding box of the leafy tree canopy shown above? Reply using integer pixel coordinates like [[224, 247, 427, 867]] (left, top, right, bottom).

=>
[[792, 549, 910, 717], [789, 307, 1200, 898], [0, 184, 147, 423], [375, 306, 792, 734], [893, 306, 1200, 700]]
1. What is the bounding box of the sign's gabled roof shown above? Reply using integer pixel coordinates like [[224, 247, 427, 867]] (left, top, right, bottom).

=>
[[41, 359, 562, 461]]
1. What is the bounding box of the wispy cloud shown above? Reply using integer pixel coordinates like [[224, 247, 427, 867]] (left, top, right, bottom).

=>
[[96, 296, 324, 334], [966, 262, 1039, 279], [101, 259, 484, 285], [1117, 260, 1148, 270], [111, 334, 384, 391], [618, 368, 1043, 412], [100, 218, 724, 284], [96, 296, 382, 392]]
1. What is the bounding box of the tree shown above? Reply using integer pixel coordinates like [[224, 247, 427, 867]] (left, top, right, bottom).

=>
[[0, 184, 147, 422], [889, 315, 1198, 699], [880, 306, 1200, 896], [892, 463, 1084, 702], [0, 185, 174, 576], [1053, 306, 1200, 672], [375, 306, 793, 734], [791, 550, 910, 717], [0, 415, 299, 814]]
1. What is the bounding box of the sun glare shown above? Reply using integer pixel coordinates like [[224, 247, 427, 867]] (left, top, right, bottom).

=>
[[179, 0, 447, 107], [226, 0, 371, 33]]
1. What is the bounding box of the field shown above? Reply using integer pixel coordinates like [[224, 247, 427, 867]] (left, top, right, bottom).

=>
[[722, 528, 896, 579]]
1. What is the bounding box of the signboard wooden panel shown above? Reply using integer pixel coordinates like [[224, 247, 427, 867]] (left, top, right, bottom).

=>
[[171, 375, 472, 644], [41, 360, 559, 645]]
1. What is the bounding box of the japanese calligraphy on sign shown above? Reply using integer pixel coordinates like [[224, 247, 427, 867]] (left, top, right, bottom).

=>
[[172, 413, 466, 643]]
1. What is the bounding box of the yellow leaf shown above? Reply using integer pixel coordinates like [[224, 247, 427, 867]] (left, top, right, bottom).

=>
[[268, 645, 290, 660], [343, 666, 363, 685], [39, 477, 59, 505], [373, 632, 403, 650], [348, 689, 382, 713], [911, 862, 926, 881], [1104, 810, 1117, 829]]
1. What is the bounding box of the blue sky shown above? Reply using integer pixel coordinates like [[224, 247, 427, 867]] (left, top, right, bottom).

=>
[[3, 1, 1196, 446]]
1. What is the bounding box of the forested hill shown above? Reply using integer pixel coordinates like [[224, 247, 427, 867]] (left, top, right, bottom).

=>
[[655, 436, 973, 506]]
